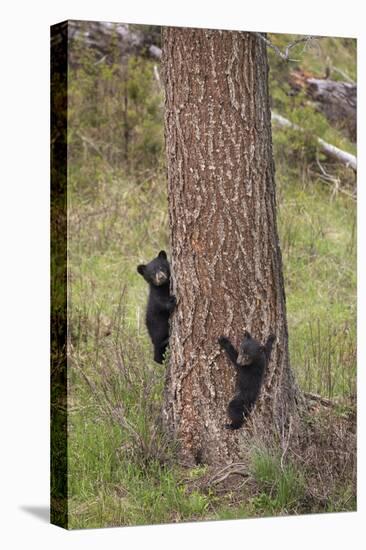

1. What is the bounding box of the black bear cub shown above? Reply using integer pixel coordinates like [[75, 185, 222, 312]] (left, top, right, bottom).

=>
[[218, 330, 275, 430], [137, 250, 176, 364]]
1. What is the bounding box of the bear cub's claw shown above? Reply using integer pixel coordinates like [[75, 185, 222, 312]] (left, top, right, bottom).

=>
[[218, 336, 229, 348]]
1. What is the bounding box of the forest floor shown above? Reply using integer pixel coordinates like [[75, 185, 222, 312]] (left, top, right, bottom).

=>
[[66, 157, 356, 528]]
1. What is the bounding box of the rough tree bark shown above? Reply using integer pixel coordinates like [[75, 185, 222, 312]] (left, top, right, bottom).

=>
[[162, 28, 302, 466]]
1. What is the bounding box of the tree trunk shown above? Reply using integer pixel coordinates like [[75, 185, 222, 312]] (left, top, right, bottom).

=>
[[162, 28, 301, 466]]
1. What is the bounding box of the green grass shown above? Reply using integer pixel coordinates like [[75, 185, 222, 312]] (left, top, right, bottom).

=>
[[276, 160, 356, 398], [63, 29, 357, 528], [249, 447, 305, 515], [66, 159, 356, 527], [68, 424, 211, 529]]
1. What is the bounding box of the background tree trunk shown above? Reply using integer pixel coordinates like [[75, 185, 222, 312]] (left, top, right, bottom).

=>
[[162, 28, 301, 466]]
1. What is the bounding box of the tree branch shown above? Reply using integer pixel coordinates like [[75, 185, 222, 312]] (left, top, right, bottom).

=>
[[271, 111, 357, 172], [255, 33, 317, 62]]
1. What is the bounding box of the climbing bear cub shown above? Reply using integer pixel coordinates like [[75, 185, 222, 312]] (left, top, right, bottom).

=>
[[137, 250, 176, 364], [218, 331, 275, 430]]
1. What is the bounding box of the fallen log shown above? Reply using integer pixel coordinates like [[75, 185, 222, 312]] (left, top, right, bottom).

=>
[[290, 70, 356, 142], [271, 111, 357, 172]]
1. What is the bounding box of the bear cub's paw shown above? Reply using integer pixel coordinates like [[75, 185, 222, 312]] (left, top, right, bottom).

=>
[[218, 336, 230, 348]]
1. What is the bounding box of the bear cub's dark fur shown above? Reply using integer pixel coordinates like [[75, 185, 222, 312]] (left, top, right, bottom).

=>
[[218, 330, 275, 430], [137, 250, 176, 364]]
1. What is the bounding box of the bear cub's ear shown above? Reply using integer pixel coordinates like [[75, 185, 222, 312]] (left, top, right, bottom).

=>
[[137, 264, 146, 276], [243, 330, 252, 339], [158, 250, 167, 259]]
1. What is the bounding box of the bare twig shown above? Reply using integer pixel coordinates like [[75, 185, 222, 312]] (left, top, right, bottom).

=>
[[94, 54, 107, 66], [316, 154, 340, 185], [284, 35, 317, 59], [315, 153, 344, 200], [280, 416, 293, 470], [77, 132, 113, 168], [314, 154, 356, 202], [208, 462, 248, 486], [255, 33, 288, 61], [153, 64, 161, 87], [210, 469, 249, 486], [255, 33, 317, 62], [331, 66, 356, 85]]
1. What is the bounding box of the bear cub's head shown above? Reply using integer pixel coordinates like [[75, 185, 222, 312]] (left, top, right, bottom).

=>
[[137, 250, 171, 287], [237, 330, 265, 367]]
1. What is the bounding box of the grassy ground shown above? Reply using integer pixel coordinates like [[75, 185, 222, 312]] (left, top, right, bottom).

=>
[[65, 30, 357, 528], [277, 161, 356, 398]]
